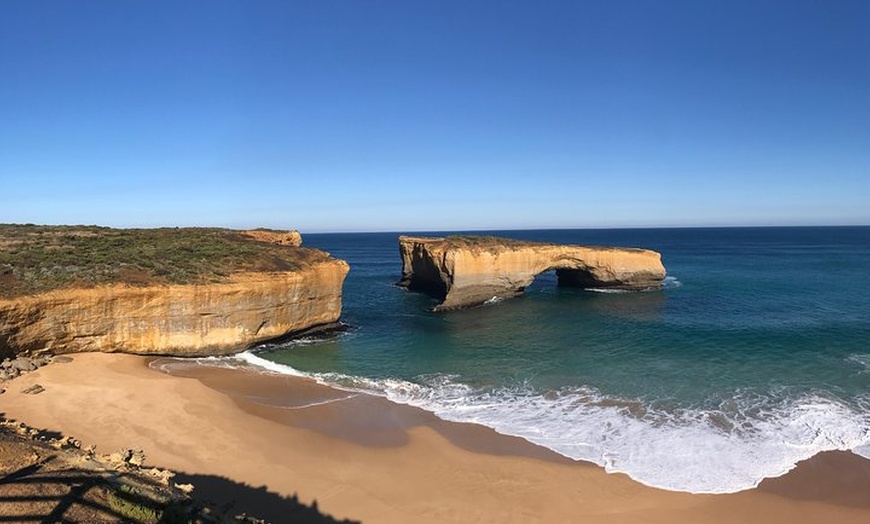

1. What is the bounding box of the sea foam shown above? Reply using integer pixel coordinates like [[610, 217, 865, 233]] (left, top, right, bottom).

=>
[[847, 353, 870, 373], [233, 351, 870, 494], [587, 275, 681, 294]]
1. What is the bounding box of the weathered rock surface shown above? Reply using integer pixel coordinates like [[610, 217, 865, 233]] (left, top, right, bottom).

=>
[[398, 236, 666, 311], [240, 229, 303, 247], [0, 261, 349, 357], [0, 227, 350, 357], [0, 355, 53, 382], [11, 357, 37, 372], [21, 384, 45, 395]]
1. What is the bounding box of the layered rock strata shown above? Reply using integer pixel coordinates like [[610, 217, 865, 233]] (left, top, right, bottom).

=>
[[0, 228, 349, 357], [240, 229, 303, 246], [398, 236, 666, 311]]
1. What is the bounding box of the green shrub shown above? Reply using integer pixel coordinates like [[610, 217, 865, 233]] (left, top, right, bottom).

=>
[[107, 485, 161, 523]]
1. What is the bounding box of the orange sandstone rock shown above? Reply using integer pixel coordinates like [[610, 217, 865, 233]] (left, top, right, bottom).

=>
[[240, 229, 303, 246], [398, 235, 665, 311], [0, 260, 348, 356], [0, 226, 349, 357]]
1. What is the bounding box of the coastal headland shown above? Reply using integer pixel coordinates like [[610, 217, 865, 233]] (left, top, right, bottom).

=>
[[0, 225, 349, 357], [398, 235, 666, 310]]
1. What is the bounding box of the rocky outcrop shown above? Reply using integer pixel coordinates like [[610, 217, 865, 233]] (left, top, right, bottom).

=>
[[0, 261, 349, 357], [0, 227, 350, 357], [0, 416, 296, 523], [398, 236, 666, 311], [240, 229, 303, 246], [0, 354, 55, 382]]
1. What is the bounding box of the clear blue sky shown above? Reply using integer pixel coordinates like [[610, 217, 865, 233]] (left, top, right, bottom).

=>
[[2, 1, 868, 232]]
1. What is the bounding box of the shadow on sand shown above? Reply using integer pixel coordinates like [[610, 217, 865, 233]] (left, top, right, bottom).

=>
[[174, 472, 360, 524], [0, 461, 155, 523], [0, 414, 360, 523], [0, 461, 360, 523]]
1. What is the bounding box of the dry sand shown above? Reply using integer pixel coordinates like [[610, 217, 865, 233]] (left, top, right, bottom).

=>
[[1, 352, 869, 523]]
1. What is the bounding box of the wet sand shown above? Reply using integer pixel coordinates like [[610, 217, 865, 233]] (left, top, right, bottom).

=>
[[2, 352, 869, 523]]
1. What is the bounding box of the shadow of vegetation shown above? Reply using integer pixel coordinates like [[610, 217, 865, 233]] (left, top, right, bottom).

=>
[[0, 413, 361, 523], [174, 472, 360, 524], [0, 453, 361, 524], [0, 462, 152, 523]]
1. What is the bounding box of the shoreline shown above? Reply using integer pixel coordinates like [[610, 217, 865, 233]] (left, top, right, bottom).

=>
[[2, 352, 869, 523]]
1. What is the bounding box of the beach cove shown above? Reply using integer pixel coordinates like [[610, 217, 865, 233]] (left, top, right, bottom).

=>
[[2, 352, 869, 524], [5, 2, 870, 521]]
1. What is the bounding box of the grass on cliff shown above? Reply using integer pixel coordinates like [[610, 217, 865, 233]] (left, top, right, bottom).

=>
[[444, 235, 550, 251], [108, 485, 191, 524], [0, 224, 330, 298], [444, 235, 632, 253]]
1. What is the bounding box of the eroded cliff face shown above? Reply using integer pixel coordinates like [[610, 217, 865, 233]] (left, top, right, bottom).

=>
[[398, 236, 666, 311], [240, 229, 303, 246], [0, 259, 349, 357], [0, 225, 349, 357]]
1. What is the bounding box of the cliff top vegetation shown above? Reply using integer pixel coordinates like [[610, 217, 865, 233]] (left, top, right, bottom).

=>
[[445, 235, 542, 249], [403, 235, 646, 255], [0, 225, 331, 298]]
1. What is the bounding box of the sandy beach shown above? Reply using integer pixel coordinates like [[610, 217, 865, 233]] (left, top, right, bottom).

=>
[[2, 352, 869, 524]]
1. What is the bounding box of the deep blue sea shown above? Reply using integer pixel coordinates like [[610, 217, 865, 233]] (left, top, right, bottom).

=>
[[240, 227, 870, 493]]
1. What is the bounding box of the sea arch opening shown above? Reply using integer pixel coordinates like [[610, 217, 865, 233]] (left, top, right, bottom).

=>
[[554, 267, 602, 288], [521, 265, 603, 294]]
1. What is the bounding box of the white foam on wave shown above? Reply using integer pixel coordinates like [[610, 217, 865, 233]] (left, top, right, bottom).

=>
[[377, 382, 870, 494], [585, 288, 632, 294], [229, 351, 870, 494], [851, 395, 870, 460], [662, 275, 682, 288], [586, 276, 681, 294], [847, 353, 870, 373], [149, 355, 247, 374], [234, 351, 310, 377]]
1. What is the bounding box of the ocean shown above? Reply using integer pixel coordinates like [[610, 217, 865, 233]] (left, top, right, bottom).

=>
[[235, 227, 870, 494]]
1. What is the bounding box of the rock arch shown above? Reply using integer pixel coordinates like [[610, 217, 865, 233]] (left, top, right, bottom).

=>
[[398, 236, 667, 311]]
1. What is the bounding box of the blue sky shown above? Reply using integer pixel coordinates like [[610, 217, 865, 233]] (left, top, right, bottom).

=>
[[1, 1, 868, 232]]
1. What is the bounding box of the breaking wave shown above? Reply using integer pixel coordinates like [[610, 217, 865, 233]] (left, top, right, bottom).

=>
[[231, 351, 870, 494]]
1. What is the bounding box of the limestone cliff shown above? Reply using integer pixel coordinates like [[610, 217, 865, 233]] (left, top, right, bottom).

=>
[[398, 236, 666, 311], [240, 228, 303, 246], [0, 226, 349, 357]]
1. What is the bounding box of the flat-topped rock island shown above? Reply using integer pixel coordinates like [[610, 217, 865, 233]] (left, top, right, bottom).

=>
[[0, 225, 349, 357], [398, 235, 666, 311]]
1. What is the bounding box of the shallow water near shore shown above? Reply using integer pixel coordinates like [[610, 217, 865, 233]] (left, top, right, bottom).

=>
[[239, 227, 870, 494]]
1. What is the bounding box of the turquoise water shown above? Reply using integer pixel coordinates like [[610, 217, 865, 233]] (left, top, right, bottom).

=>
[[245, 227, 870, 493]]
